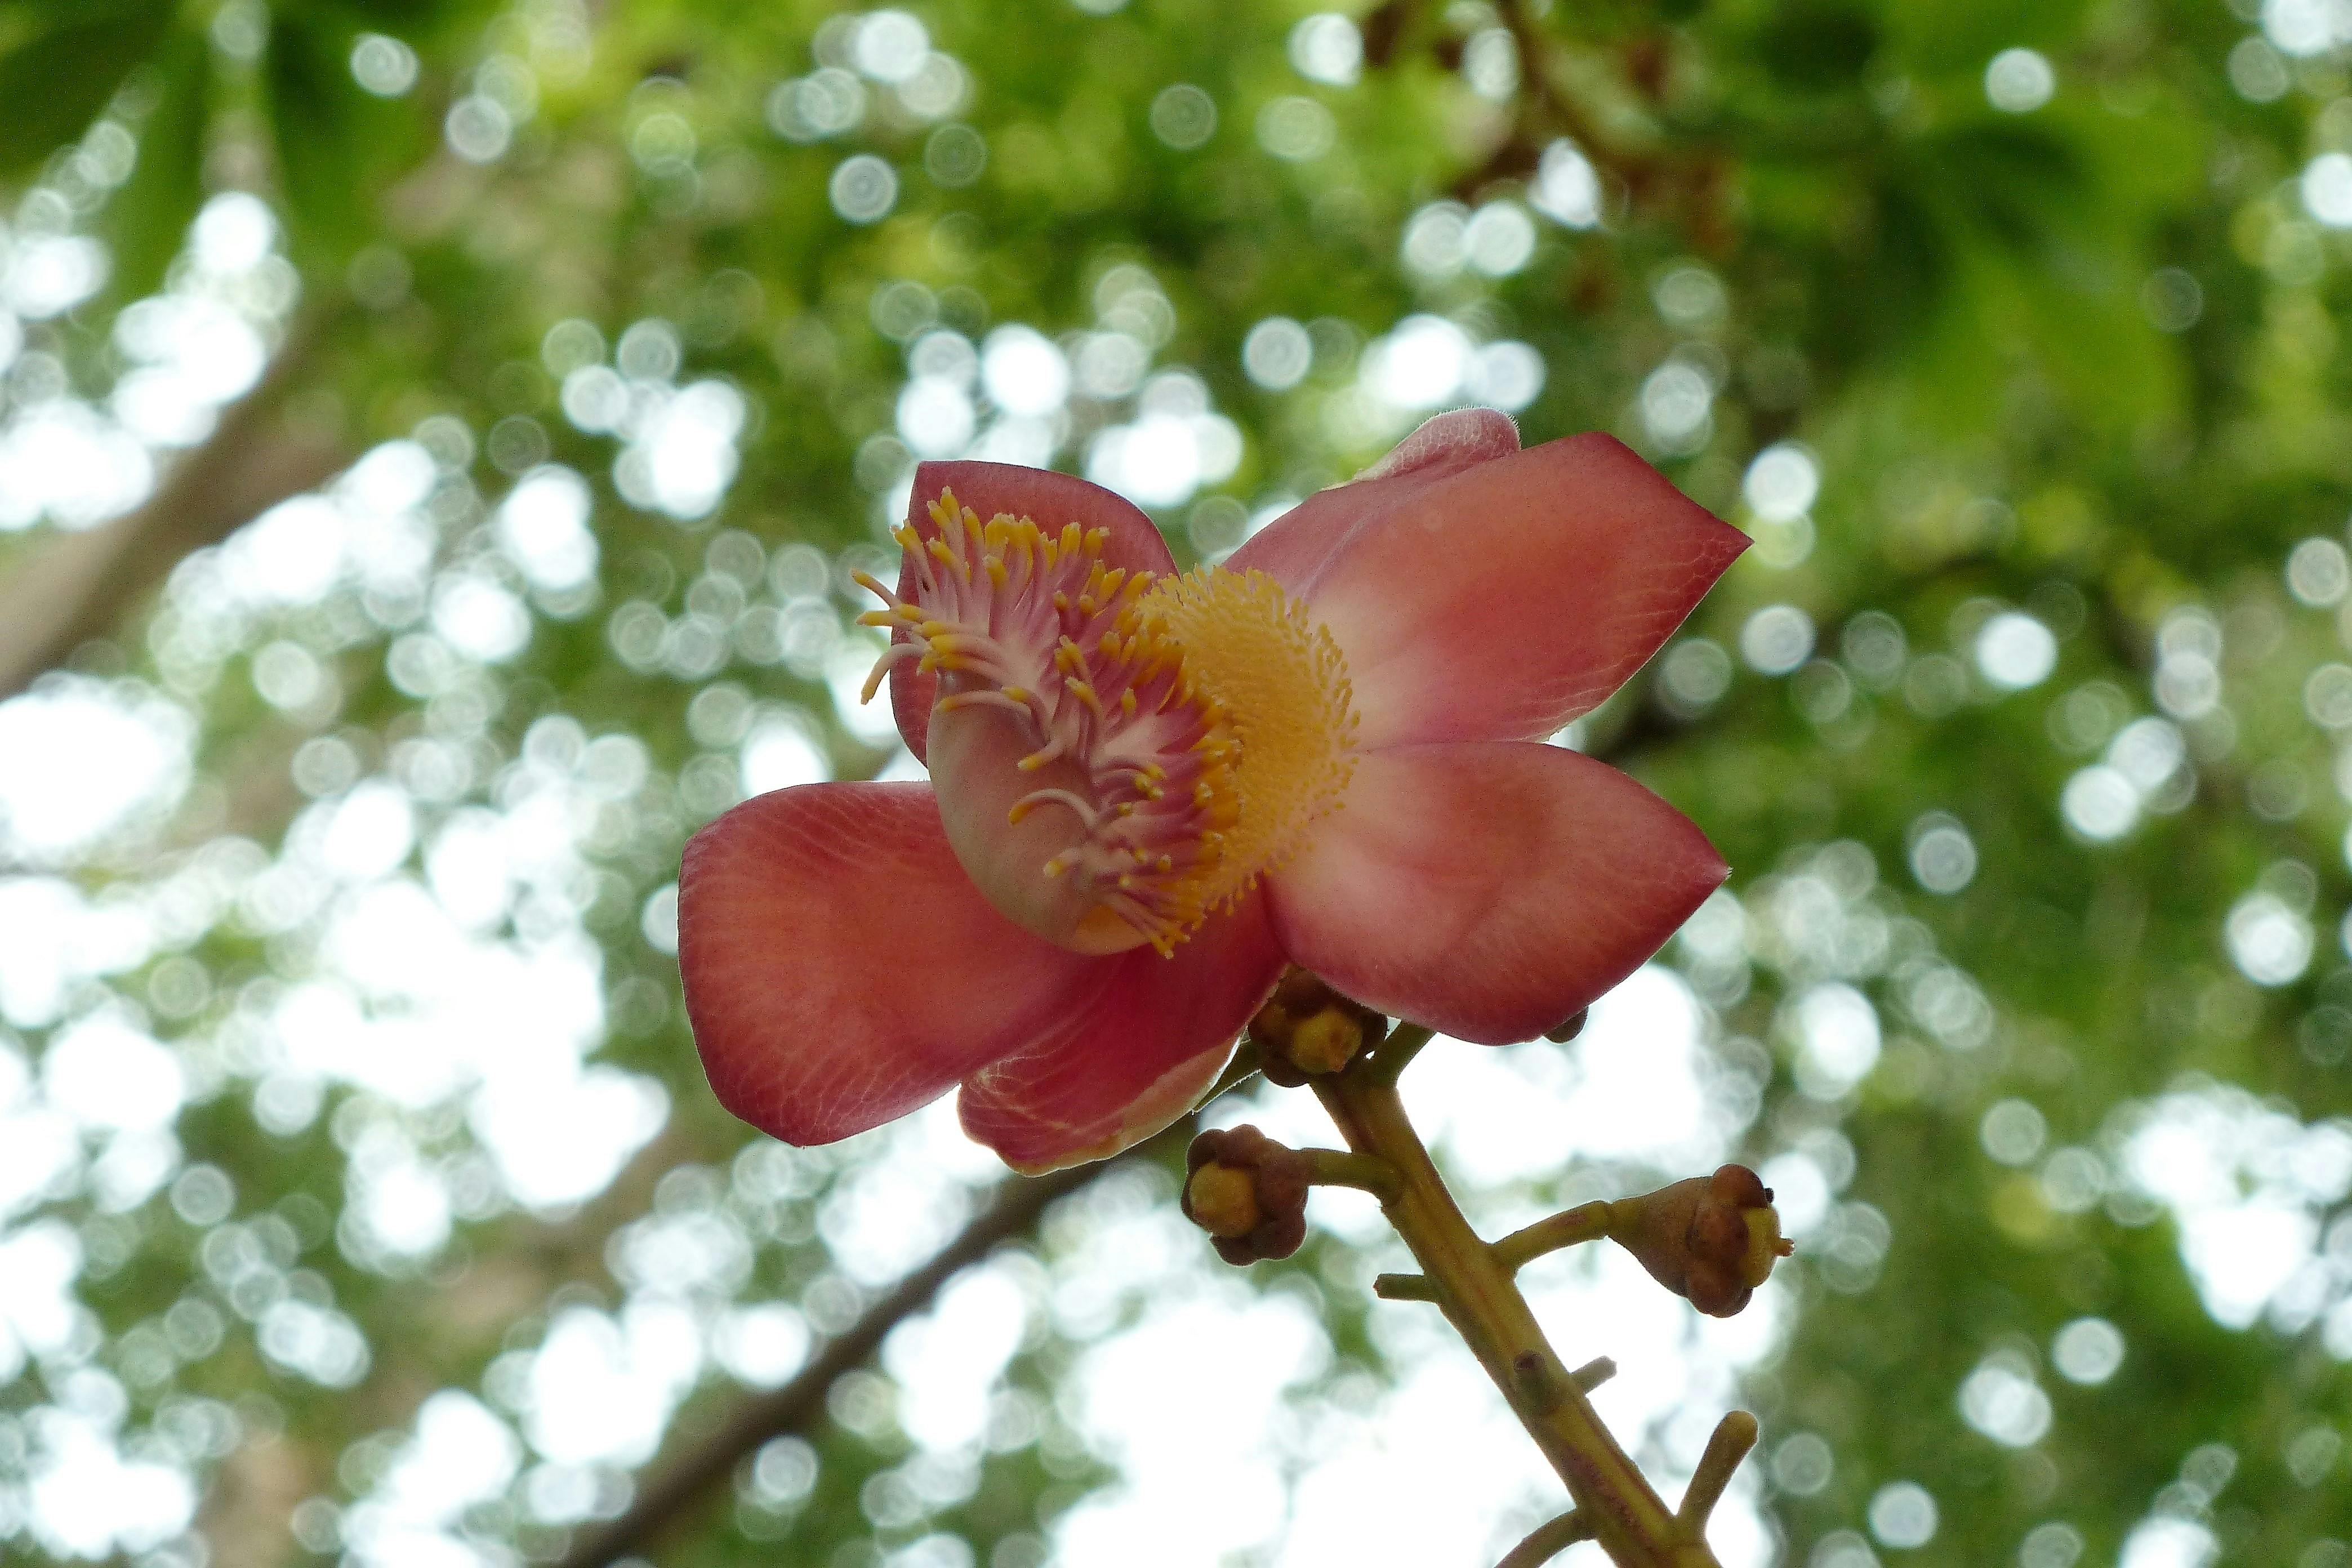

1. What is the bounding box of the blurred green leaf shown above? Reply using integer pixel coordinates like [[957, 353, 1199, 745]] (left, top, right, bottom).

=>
[[1754, 0, 1881, 93], [1920, 121, 2090, 252], [104, 30, 209, 303], [266, 7, 428, 267], [1878, 0, 2094, 77], [0, 0, 173, 179]]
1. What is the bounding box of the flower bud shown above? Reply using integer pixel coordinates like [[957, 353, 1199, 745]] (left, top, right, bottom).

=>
[[1607, 1164, 1793, 1317], [1544, 1008, 1589, 1043], [1181, 1125, 1313, 1264], [1248, 970, 1384, 1085], [1184, 1162, 1261, 1238]]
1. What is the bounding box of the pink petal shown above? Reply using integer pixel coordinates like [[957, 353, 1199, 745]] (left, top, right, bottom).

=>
[[679, 782, 1108, 1146], [1303, 434, 1749, 749], [1356, 406, 1524, 482], [888, 461, 1179, 763], [1226, 408, 1523, 592], [1265, 742, 1727, 1045], [958, 893, 1287, 1173], [889, 652, 937, 767]]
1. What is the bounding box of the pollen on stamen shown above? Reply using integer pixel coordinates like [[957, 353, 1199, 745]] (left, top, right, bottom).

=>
[[1135, 566, 1361, 917]]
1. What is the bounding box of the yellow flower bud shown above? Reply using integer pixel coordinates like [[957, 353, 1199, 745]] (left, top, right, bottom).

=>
[[1181, 1125, 1313, 1264], [1288, 1008, 1366, 1076], [1185, 1162, 1264, 1239]]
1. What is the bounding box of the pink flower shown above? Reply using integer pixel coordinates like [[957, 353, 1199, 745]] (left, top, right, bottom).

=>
[[679, 410, 1746, 1172]]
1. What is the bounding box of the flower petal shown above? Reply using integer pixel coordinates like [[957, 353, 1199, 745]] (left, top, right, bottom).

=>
[[1226, 408, 1523, 593], [926, 695, 1151, 954], [1303, 434, 1749, 749], [957, 892, 1286, 1173], [1264, 741, 1727, 1045], [889, 649, 937, 767], [679, 782, 1107, 1146], [887, 461, 1179, 763], [1355, 406, 1524, 483]]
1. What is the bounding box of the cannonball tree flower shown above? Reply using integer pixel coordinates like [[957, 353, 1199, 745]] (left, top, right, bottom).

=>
[[679, 409, 1746, 1171]]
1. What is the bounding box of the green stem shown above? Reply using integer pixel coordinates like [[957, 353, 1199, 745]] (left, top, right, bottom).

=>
[[1569, 1356, 1618, 1392], [1677, 1413, 1759, 1531], [1374, 1271, 1440, 1302], [1311, 1068, 1727, 1568], [1202, 1042, 1264, 1104], [1494, 1201, 1618, 1273], [1365, 1021, 1433, 1085], [1302, 1148, 1401, 1200], [1495, 1509, 1595, 1568]]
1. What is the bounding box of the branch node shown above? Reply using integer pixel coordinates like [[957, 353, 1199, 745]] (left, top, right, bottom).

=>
[[1510, 1351, 1565, 1414]]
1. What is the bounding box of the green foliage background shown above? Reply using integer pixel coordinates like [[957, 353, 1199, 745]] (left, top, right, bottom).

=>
[[2, 0, 2350, 1565]]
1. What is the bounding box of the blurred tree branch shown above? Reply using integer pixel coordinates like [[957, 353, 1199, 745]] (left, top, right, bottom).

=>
[[550, 1155, 1106, 1568], [1451, 0, 1732, 255], [556, 1049, 1258, 1568], [0, 313, 348, 704]]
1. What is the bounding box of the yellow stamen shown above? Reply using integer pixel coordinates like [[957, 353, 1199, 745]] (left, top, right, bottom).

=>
[[1130, 567, 1360, 926]]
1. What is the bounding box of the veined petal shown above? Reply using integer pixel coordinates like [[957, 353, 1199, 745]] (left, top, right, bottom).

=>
[[679, 782, 1107, 1146], [1264, 742, 1727, 1045], [1226, 408, 1523, 593], [887, 461, 1179, 762], [925, 696, 1152, 955], [958, 892, 1286, 1173], [1302, 434, 1749, 749], [1356, 406, 1524, 482]]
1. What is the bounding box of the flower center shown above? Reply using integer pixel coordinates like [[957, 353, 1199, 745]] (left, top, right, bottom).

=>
[[858, 489, 1358, 955]]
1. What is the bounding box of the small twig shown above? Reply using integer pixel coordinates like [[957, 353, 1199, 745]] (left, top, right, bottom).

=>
[[1495, 1509, 1596, 1568], [1675, 1412, 1759, 1530], [1494, 1201, 1616, 1273], [1373, 1271, 1441, 1302], [1569, 1356, 1616, 1392], [1364, 1021, 1433, 1086], [1302, 1148, 1402, 1201]]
